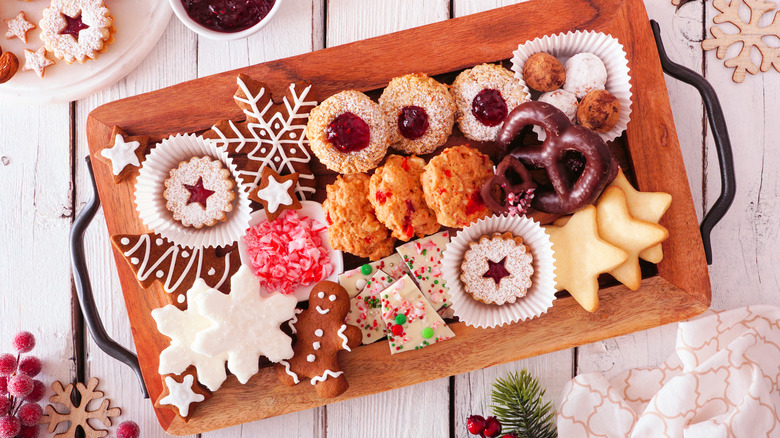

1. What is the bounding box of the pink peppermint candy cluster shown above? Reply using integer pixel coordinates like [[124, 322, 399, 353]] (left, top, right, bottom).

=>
[[0, 332, 44, 438], [244, 210, 334, 295]]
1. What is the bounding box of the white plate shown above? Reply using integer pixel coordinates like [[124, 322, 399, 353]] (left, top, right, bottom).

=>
[[238, 201, 344, 302], [0, 0, 171, 104]]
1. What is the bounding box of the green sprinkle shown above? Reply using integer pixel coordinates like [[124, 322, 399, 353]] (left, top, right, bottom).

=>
[[360, 264, 373, 275], [421, 327, 434, 339], [434, 280, 439, 285], [395, 314, 407, 325]]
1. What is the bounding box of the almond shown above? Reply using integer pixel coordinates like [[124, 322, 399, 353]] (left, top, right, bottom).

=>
[[0, 51, 19, 84]]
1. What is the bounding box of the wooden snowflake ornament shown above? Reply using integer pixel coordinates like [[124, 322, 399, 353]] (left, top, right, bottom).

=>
[[41, 378, 121, 438], [702, 0, 780, 83]]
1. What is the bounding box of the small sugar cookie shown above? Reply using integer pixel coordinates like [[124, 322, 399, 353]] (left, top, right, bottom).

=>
[[4, 12, 36, 43], [163, 157, 236, 229], [22, 47, 54, 78], [96, 126, 150, 183], [248, 167, 302, 221], [460, 232, 534, 305], [154, 368, 210, 421]]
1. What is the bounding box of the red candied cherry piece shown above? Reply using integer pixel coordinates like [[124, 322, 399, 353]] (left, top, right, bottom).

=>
[[16, 404, 42, 427], [184, 177, 215, 208], [398, 106, 429, 140], [0, 416, 20, 438], [24, 380, 45, 403], [17, 356, 41, 378], [116, 420, 141, 438], [375, 190, 392, 204], [471, 89, 508, 127], [12, 332, 36, 353], [59, 13, 90, 40], [326, 112, 371, 153], [464, 191, 485, 216]]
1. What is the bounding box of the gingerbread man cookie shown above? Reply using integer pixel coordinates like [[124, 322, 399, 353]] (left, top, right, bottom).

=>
[[275, 281, 361, 398]]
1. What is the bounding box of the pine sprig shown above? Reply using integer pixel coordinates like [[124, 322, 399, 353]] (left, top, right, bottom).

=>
[[490, 371, 557, 438]]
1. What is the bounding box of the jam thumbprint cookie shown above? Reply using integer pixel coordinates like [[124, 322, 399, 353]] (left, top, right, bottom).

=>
[[163, 157, 236, 229], [369, 155, 440, 241], [451, 64, 527, 142], [39, 0, 115, 64], [307, 90, 390, 174], [421, 145, 494, 228], [378, 73, 457, 155], [460, 232, 534, 305]]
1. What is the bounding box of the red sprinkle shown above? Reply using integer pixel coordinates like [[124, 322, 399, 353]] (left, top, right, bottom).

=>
[[401, 157, 410, 172], [443, 169, 452, 177], [391, 324, 404, 336]]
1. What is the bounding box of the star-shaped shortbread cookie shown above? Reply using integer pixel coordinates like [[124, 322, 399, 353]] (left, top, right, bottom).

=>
[[545, 205, 627, 312], [151, 281, 229, 392], [607, 168, 672, 263], [595, 186, 669, 291], [192, 266, 298, 384]]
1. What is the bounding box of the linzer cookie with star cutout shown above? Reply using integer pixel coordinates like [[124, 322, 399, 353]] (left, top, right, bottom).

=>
[[163, 157, 236, 229], [460, 232, 534, 305], [39, 0, 116, 64]]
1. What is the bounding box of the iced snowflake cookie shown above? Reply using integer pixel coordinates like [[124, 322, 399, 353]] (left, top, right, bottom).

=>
[[163, 157, 236, 229], [395, 231, 452, 311], [460, 232, 534, 305], [369, 155, 440, 241], [338, 253, 409, 298], [323, 173, 396, 261], [39, 0, 115, 64], [345, 269, 396, 345], [381, 275, 455, 354], [306, 90, 390, 173], [421, 145, 494, 228], [451, 63, 527, 142], [378, 73, 457, 155]]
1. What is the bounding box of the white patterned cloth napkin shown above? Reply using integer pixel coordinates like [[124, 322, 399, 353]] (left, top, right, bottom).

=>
[[557, 305, 780, 437]]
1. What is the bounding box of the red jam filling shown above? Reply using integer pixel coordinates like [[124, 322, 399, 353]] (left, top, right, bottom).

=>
[[327, 112, 371, 153], [397, 106, 429, 140], [59, 13, 90, 40], [184, 177, 215, 208], [483, 257, 511, 284], [471, 89, 508, 127], [181, 0, 276, 33]]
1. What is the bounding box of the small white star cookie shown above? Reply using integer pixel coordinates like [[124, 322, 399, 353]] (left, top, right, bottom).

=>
[[23, 47, 55, 78], [4, 12, 36, 43]]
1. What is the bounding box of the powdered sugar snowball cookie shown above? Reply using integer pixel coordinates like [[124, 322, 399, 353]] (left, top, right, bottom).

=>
[[451, 63, 528, 142], [307, 90, 390, 173], [563, 53, 607, 99], [163, 157, 236, 229], [39, 0, 115, 64], [460, 232, 533, 305], [378, 73, 457, 155], [538, 89, 578, 123]]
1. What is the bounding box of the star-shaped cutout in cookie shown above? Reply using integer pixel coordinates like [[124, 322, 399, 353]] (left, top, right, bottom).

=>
[[483, 257, 511, 284], [249, 167, 302, 221], [59, 12, 90, 40], [97, 126, 150, 183], [151, 281, 229, 392], [595, 186, 669, 291], [158, 374, 205, 419], [22, 47, 54, 78], [544, 205, 627, 312], [4, 11, 36, 43], [184, 177, 215, 208], [192, 266, 298, 384], [608, 168, 672, 263]]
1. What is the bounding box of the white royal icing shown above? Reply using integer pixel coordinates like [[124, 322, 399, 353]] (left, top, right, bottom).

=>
[[336, 324, 351, 352], [315, 306, 330, 315], [312, 341, 321, 350], [306, 354, 316, 362], [288, 308, 303, 334], [279, 360, 300, 384], [159, 375, 205, 418], [315, 329, 323, 337], [101, 134, 141, 176], [255, 174, 294, 213], [310, 370, 344, 385]]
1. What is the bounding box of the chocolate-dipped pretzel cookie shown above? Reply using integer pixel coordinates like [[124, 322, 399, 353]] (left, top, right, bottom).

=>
[[496, 101, 615, 215], [481, 155, 537, 215]]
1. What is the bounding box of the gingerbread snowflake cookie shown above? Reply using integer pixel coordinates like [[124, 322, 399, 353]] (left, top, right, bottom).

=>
[[248, 167, 302, 221], [163, 157, 236, 229], [275, 281, 362, 398], [39, 0, 115, 64], [460, 232, 534, 305], [96, 126, 150, 183], [204, 74, 317, 199]]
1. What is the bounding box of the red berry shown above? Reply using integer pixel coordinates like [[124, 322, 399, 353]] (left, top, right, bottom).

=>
[[116, 420, 141, 438], [483, 416, 502, 438], [16, 404, 41, 427], [7, 375, 33, 398], [471, 89, 508, 127], [17, 425, 39, 438], [466, 415, 486, 435], [12, 332, 35, 354], [0, 355, 16, 377], [0, 398, 10, 416], [0, 377, 7, 395], [326, 112, 371, 153], [499, 434, 518, 438], [24, 381, 45, 403], [0, 416, 20, 438], [17, 357, 41, 378]]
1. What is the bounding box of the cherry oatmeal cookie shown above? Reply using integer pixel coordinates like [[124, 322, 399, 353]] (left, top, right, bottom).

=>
[[369, 155, 440, 241], [307, 90, 390, 174], [421, 145, 493, 228], [451, 63, 527, 142], [323, 173, 396, 261], [378, 73, 457, 155]]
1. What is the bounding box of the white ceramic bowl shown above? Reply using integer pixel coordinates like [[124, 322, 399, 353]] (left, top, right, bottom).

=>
[[168, 0, 284, 40]]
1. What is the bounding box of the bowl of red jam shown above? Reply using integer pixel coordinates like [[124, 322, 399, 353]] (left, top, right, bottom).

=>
[[169, 0, 282, 40]]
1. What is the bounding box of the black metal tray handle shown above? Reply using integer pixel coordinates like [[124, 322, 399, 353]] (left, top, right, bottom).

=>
[[70, 156, 148, 397], [70, 21, 735, 392], [651, 20, 736, 264]]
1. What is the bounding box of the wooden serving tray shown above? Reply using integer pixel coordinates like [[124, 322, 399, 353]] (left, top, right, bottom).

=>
[[86, 0, 710, 433]]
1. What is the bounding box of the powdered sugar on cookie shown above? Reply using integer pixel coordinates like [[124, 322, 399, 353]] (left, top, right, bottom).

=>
[[39, 0, 114, 63], [460, 232, 534, 305]]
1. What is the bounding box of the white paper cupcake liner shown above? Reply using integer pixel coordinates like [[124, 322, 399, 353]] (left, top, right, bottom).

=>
[[442, 215, 556, 328], [135, 133, 252, 249], [510, 30, 633, 143]]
